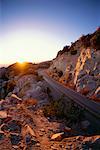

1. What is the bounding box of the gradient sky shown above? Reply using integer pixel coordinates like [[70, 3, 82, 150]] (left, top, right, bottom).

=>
[[0, 0, 100, 65]]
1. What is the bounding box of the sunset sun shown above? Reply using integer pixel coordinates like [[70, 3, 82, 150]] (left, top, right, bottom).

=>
[[17, 59, 25, 64]]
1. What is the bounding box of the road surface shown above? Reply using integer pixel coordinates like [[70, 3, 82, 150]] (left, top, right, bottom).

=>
[[39, 70, 100, 125]]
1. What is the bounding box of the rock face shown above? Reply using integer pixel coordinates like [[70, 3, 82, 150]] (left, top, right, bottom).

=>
[[0, 62, 49, 102], [48, 28, 100, 100]]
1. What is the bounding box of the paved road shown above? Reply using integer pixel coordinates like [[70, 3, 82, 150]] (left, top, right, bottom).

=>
[[39, 70, 100, 123]]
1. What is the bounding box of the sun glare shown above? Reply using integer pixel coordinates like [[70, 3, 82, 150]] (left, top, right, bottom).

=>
[[0, 29, 59, 65], [18, 59, 25, 64]]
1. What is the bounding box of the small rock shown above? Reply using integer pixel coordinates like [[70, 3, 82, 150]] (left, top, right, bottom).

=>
[[50, 146, 57, 150], [40, 128, 45, 132], [36, 143, 40, 147], [3, 117, 12, 123], [11, 94, 22, 101], [31, 137, 38, 145], [12, 145, 19, 149], [0, 133, 5, 140], [25, 134, 31, 144], [22, 124, 36, 137], [0, 111, 7, 118], [59, 144, 64, 148], [51, 132, 64, 141], [76, 136, 83, 140], [1, 124, 8, 131], [7, 120, 21, 133], [48, 128, 53, 132], [10, 134, 22, 145], [39, 132, 44, 136], [64, 126, 72, 132]]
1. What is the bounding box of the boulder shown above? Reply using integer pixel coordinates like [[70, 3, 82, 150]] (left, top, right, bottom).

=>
[[51, 132, 64, 141]]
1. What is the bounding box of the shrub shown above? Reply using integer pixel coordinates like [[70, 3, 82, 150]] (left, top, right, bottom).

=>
[[56, 45, 70, 57], [43, 98, 65, 118], [90, 32, 100, 50], [80, 34, 91, 48], [70, 50, 77, 55], [43, 97, 84, 123]]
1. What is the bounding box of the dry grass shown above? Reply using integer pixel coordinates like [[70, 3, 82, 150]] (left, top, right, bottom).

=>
[[43, 97, 84, 124]]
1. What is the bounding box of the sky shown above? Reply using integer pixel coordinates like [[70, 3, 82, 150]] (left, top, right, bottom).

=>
[[0, 0, 100, 65]]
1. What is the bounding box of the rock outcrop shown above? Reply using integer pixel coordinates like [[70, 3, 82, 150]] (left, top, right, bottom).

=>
[[48, 28, 100, 101]]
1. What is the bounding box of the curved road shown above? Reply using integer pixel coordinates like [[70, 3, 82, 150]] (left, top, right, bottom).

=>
[[39, 70, 100, 125]]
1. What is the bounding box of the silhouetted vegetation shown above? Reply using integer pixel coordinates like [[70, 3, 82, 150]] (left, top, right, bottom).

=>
[[90, 28, 100, 50], [70, 49, 77, 55], [56, 27, 100, 58], [56, 45, 70, 57]]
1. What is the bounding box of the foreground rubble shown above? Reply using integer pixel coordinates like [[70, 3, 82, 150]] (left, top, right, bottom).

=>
[[0, 93, 100, 150]]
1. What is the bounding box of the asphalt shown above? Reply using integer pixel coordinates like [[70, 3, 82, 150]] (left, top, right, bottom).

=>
[[38, 70, 100, 125]]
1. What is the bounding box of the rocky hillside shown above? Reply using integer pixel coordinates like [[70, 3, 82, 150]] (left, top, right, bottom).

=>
[[0, 62, 100, 149], [0, 62, 51, 100], [48, 28, 100, 101], [0, 35, 100, 149]]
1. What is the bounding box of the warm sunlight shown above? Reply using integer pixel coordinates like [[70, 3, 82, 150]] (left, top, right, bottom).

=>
[[17, 60, 25, 64], [0, 29, 63, 65]]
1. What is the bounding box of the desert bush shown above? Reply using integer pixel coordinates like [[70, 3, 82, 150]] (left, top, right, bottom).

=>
[[64, 101, 84, 123], [43, 97, 84, 123], [70, 50, 77, 55], [56, 45, 70, 57], [79, 34, 91, 48], [43, 98, 64, 118], [90, 32, 100, 50]]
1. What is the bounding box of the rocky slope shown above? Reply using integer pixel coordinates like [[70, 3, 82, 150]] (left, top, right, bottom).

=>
[[0, 62, 51, 100], [0, 62, 100, 149], [0, 29, 100, 149], [48, 28, 100, 101]]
